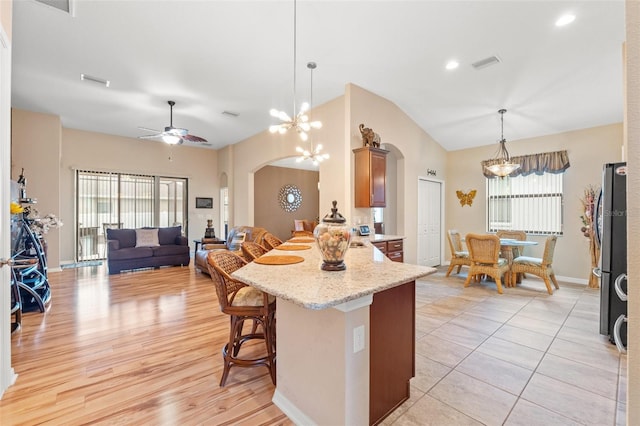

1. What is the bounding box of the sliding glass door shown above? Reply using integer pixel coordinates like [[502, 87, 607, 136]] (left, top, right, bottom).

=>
[[76, 170, 187, 261]]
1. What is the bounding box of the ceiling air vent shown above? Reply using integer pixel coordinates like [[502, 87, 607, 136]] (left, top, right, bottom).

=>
[[471, 55, 501, 70], [35, 0, 72, 14]]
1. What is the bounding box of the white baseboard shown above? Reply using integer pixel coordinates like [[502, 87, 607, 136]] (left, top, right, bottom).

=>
[[272, 389, 317, 426]]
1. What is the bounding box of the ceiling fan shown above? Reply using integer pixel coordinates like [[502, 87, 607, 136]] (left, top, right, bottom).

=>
[[138, 100, 208, 145]]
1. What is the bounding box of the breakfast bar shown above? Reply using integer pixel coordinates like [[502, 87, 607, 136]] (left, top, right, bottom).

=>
[[232, 239, 435, 425]]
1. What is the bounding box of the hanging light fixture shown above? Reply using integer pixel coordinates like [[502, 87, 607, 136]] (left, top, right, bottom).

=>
[[296, 62, 329, 165], [485, 109, 520, 177], [269, 0, 322, 141]]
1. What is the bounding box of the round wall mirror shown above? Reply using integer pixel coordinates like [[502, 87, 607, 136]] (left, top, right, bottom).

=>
[[279, 184, 303, 212]]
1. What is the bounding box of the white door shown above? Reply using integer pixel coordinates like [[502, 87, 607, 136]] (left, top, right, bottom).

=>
[[417, 179, 442, 267]]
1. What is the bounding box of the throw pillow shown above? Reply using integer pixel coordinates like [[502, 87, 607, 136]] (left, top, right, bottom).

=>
[[229, 232, 246, 251], [135, 228, 160, 247]]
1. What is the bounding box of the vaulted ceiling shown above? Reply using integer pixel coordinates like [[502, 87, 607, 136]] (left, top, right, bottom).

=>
[[11, 1, 625, 153]]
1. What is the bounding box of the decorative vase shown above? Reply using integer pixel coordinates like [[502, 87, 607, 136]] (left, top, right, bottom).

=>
[[314, 201, 352, 271]]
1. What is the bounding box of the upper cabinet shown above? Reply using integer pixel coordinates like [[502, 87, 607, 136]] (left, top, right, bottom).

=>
[[353, 147, 388, 208]]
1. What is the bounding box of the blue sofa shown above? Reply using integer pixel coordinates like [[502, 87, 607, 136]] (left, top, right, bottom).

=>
[[106, 226, 190, 274]]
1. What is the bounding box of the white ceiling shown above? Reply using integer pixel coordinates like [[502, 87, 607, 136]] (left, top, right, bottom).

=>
[[11, 0, 625, 157]]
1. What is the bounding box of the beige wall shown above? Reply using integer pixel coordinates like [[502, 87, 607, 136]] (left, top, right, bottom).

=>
[[222, 83, 448, 264], [11, 108, 219, 267], [11, 109, 61, 266], [254, 165, 319, 241], [0, 0, 11, 40], [346, 84, 448, 263], [445, 123, 623, 281]]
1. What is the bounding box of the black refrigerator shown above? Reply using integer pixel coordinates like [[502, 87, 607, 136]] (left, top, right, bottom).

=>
[[596, 162, 627, 351]]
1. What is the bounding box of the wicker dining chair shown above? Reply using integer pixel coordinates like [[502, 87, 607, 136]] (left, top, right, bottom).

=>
[[446, 229, 472, 277], [262, 232, 283, 250], [241, 241, 269, 262], [464, 233, 510, 294], [511, 235, 559, 295], [207, 251, 276, 386], [496, 230, 527, 258]]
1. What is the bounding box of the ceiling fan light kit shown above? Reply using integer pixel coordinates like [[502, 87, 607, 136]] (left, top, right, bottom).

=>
[[138, 100, 207, 145]]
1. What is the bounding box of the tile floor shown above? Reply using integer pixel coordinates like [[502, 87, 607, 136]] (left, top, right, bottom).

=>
[[382, 266, 626, 426]]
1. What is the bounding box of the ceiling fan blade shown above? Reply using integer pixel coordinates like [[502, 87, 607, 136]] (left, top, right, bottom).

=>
[[138, 134, 162, 140], [137, 126, 161, 133], [182, 134, 208, 143]]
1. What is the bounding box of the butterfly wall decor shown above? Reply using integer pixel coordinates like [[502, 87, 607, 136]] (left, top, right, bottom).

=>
[[456, 190, 477, 207]]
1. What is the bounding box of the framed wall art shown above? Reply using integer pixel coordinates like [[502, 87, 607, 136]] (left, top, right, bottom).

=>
[[195, 197, 213, 209]]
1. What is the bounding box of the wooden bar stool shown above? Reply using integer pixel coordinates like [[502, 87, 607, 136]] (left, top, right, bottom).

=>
[[206, 251, 276, 386]]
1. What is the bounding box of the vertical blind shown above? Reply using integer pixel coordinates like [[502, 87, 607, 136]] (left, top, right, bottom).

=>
[[487, 172, 563, 235], [75, 170, 187, 261]]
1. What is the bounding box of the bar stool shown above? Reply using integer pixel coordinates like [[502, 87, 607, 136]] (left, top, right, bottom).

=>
[[206, 251, 276, 386]]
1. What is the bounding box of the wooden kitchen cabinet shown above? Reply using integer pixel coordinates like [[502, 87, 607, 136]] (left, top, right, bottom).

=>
[[372, 238, 404, 263], [354, 146, 388, 207]]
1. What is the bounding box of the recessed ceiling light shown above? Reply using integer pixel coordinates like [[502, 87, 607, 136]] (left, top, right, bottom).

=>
[[445, 60, 459, 70], [555, 14, 576, 27]]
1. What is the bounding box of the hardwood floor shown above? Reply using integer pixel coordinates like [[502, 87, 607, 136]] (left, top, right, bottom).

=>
[[1, 264, 292, 425]]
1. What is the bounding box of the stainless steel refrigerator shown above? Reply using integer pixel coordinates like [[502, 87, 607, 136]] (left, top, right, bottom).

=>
[[595, 162, 627, 351]]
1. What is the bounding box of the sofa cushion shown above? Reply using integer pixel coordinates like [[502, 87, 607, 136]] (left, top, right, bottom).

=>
[[107, 228, 137, 248], [135, 228, 160, 247], [108, 246, 154, 260], [152, 244, 190, 257], [158, 226, 182, 245]]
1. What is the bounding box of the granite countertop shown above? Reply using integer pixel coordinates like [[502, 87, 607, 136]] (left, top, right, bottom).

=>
[[232, 239, 435, 310], [368, 234, 404, 242]]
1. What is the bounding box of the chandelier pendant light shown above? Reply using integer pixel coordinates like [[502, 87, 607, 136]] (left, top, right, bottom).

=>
[[269, 0, 322, 141], [485, 108, 520, 177], [296, 62, 329, 165]]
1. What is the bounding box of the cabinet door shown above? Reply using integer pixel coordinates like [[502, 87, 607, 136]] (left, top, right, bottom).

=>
[[370, 150, 387, 207], [353, 147, 388, 208]]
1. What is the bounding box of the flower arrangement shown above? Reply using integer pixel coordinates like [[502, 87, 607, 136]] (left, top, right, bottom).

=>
[[579, 185, 600, 288], [10, 201, 24, 215], [26, 207, 63, 235]]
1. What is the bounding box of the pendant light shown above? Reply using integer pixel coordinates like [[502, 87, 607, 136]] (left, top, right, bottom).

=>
[[485, 109, 520, 177], [269, 0, 322, 141], [296, 62, 329, 165]]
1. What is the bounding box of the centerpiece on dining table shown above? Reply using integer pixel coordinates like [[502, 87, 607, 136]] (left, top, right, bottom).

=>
[[314, 200, 352, 271]]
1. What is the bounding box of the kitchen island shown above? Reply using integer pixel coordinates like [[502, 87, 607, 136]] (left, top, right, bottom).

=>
[[232, 239, 436, 425]]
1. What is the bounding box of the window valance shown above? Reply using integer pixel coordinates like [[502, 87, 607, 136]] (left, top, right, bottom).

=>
[[481, 150, 570, 178]]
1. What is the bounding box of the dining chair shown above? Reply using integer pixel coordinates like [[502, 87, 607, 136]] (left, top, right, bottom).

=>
[[464, 233, 510, 294], [496, 230, 527, 258], [511, 235, 559, 294], [262, 232, 283, 250], [446, 229, 472, 277], [206, 251, 276, 386], [241, 241, 269, 262]]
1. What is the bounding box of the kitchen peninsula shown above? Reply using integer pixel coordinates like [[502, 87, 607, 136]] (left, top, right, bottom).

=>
[[232, 239, 436, 425]]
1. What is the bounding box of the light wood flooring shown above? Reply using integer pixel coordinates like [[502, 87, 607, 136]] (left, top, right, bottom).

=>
[[2, 264, 291, 425], [1, 263, 627, 425]]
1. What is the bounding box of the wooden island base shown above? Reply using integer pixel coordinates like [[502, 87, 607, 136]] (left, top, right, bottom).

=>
[[272, 280, 416, 426]]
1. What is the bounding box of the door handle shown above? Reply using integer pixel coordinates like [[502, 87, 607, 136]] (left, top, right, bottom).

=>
[[613, 314, 627, 354], [614, 273, 628, 302], [592, 267, 601, 278]]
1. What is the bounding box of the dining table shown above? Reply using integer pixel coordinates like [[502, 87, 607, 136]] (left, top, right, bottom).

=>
[[498, 238, 539, 286]]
